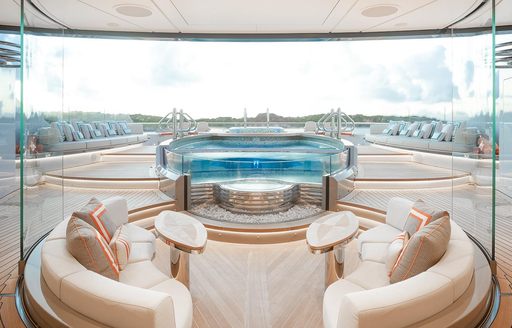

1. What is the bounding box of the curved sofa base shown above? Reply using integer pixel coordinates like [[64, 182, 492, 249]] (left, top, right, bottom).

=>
[[17, 211, 499, 328]]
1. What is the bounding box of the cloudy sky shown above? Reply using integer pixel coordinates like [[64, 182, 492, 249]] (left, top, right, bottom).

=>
[[22, 33, 496, 120]]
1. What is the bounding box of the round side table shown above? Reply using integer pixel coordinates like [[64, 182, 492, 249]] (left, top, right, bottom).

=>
[[154, 211, 207, 288], [306, 211, 359, 288]]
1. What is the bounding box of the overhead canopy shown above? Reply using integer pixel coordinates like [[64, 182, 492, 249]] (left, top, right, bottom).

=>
[[1, 0, 511, 36]]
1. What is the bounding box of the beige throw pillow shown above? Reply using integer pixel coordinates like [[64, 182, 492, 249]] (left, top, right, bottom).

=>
[[66, 217, 120, 280], [390, 217, 451, 283], [403, 200, 449, 237], [109, 225, 132, 270], [72, 197, 117, 243]]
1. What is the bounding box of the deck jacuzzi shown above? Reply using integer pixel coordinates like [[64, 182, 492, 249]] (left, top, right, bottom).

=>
[[156, 133, 356, 217]]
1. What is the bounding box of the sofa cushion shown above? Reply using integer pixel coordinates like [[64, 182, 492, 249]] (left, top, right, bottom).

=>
[[66, 217, 120, 280], [124, 223, 156, 243], [323, 279, 365, 328], [109, 225, 132, 270], [128, 242, 155, 264], [73, 197, 117, 243], [120, 260, 168, 289], [345, 261, 390, 290], [390, 217, 451, 283], [385, 231, 409, 275], [151, 279, 194, 328], [403, 200, 449, 237], [360, 242, 388, 263], [385, 197, 414, 231], [358, 224, 401, 252], [60, 270, 174, 328]]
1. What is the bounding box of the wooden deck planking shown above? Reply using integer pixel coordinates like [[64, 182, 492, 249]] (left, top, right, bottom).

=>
[[189, 240, 324, 328]]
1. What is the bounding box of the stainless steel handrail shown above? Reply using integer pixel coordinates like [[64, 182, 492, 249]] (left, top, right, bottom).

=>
[[158, 108, 198, 139]]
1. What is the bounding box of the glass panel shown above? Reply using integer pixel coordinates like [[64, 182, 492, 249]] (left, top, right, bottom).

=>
[[21, 28, 66, 255], [0, 31, 21, 279], [449, 30, 495, 256], [496, 31, 512, 278]]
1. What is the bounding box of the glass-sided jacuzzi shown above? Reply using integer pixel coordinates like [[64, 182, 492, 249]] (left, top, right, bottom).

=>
[[157, 134, 354, 184], [156, 133, 356, 219]]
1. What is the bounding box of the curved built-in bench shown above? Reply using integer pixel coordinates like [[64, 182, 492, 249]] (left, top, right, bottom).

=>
[[365, 134, 474, 154], [41, 134, 149, 153], [33, 197, 193, 328], [324, 197, 490, 328]]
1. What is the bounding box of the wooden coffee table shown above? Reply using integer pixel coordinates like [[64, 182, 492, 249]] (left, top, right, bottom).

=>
[[154, 211, 207, 288], [306, 211, 359, 288]]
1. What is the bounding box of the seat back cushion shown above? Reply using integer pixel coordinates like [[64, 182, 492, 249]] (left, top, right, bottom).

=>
[[66, 217, 120, 280], [385, 197, 414, 231], [403, 200, 449, 237], [73, 197, 117, 243], [110, 225, 132, 270], [385, 231, 409, 275], [390, 217, 451, 283]]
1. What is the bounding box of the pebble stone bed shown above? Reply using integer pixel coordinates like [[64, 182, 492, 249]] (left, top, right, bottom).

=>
[[190, 201, 324, 224]]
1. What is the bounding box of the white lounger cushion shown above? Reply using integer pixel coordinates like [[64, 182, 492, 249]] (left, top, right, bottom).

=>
[[151, 280, 194, 328]]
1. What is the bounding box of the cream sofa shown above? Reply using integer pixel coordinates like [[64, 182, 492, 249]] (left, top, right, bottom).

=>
[[41, 197, 193, 328], [323, 197, 474, 328]]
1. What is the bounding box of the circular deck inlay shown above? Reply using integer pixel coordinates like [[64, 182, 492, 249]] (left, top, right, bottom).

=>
[[213, 179, 300, 214]]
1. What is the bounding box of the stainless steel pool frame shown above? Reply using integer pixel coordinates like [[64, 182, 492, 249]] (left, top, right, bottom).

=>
[[156, 133, 357, 215]]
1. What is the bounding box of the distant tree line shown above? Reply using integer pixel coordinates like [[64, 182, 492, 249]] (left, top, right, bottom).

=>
[[128, 112, 437, 123]]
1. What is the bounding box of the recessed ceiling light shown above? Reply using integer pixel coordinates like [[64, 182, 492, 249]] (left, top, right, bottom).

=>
[[361, 5, 398, 18], [114, 4, 152, 18], [107, 22, 120, 27], [394, 22, 407, 27]]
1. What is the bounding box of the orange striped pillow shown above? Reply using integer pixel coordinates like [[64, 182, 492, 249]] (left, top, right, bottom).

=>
[[109, 225, 132, 270], [73, 197, 117, 243], [66, 217, 120, 280], [403, 200, 449, 237]]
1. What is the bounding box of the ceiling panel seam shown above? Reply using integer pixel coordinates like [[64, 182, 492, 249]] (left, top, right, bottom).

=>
[[331, 0, 360, 32], [32, 0, 65, 25], [149, 0, 180, 32], [75, 0, 150, 31], [363, 0, 438, 32], [24, 0, 69, 28], [168, 0, 190, 25], [452, 0, 500, 27], [322, 0, 342, 25], [449, 0, 484, 26]]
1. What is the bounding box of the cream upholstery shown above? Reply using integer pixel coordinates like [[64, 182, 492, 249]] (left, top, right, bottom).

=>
[[41, 197, 193, 328], [324, 198, 475, 328]]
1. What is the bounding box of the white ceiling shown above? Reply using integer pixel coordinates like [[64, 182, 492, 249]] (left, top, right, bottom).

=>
[[0, 0, 511, 34]]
